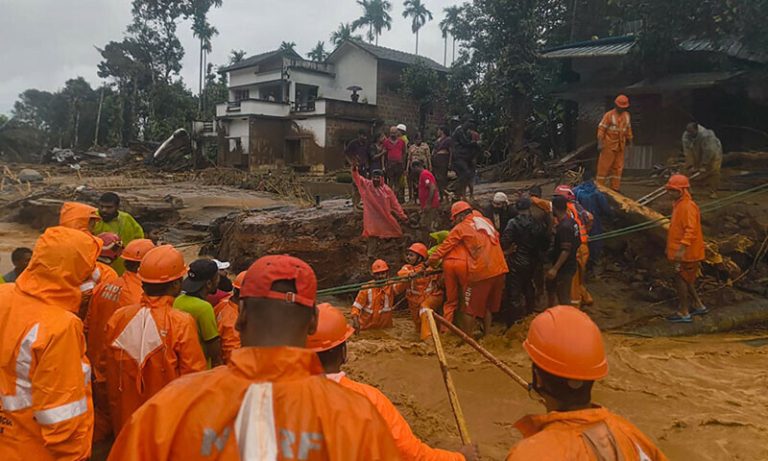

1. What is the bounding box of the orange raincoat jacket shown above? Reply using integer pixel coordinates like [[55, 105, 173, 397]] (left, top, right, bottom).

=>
[[597, 109, 633, 154], [507, 406, 668, 461], [351, 282, 402, 330], [397, 263, 443, 339], [59, 202, 99, 232], [0, 226, 100, 461], [667, 189, 705, 262], [107, 347, 400, 460], [429, 211, 508, 283], [86, 270, 143, 440], [353, 168, 407, 238], [104, 294, 206, 434], [213, 297, 241, 364], [328, 372, 462, 461]]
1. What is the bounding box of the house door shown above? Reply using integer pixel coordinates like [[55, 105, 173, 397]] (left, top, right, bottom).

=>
[[285, 139, 301, 165]]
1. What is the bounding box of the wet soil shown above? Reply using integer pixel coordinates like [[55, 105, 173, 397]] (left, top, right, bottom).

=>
[[342, 310, 768, 461]]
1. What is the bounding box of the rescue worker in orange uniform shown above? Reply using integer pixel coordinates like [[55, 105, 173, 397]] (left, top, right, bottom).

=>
[[86, 238, 155, 442], [428, 201, 508, 335], [0, 226, 100, 461], [213, 270, 245, 363], [596, 94, 634, 191], [665, 174, 708, 323], [507, 305, 668, 460], [308, 303, 478, 461], [397, 243, 444, 340], [108, 254, 400, 460], [554, 185, 594, 307], [103, 245, 206, 435], [351, 259, 401, 331], [59, 202, 119, 309], [426, 205, 470, 328]]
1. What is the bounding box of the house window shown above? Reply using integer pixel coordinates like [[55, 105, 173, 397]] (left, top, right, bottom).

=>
[[234, 89, 250, 101]]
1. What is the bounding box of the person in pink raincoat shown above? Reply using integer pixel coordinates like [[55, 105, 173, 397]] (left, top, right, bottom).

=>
[[352, 164, 408, 257]]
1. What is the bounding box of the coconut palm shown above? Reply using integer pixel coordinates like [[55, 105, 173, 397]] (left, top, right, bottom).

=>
[[229, 49, 247, 64], [402, 0, 433, 55], [351, 0, 393, 46], [279, 41, 297, 54], [307, 41, 328, 62], [330, 23, 363, 46], [441, 5, 462, 65]]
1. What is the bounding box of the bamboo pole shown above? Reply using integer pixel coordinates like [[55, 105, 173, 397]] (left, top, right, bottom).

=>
[[433, 313, 539, 400], [425, 309, 472, 445]]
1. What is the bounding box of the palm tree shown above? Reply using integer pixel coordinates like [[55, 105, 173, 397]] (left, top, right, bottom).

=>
[[438, 14, 449, 66], [279, 41, 297, 54], [229, 49, 247, 64], [442, 5, 462, 65], [351, 0, 393, 46], [307, 41, 328, 62], [402, 0, 433, 55], [330, 23, 363, 47]]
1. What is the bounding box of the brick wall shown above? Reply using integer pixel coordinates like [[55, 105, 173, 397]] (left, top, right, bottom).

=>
[[375, 61, 447, 139], [325, 117, 372, 170]]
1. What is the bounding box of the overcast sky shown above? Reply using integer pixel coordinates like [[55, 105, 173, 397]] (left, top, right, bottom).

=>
[[0, 0, 461, 115]]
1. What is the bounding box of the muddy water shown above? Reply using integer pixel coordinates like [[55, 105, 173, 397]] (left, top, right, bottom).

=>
[[342, 311, 768, 460], [0, 222, 41, 274]]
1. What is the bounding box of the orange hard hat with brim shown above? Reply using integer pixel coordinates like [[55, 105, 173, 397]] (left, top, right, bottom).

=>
[[122, 239, 156, 262], [138, 245, 187, 283], [523, 305, 608, 381], [450, 201, 472, 220], [615, 94, 630, 109], [306, 303, 355, 352], [371, 259, 389, 273], [408, 243, 429, 259], [233, 270, 246, 290], [666, 174, 690, 191]]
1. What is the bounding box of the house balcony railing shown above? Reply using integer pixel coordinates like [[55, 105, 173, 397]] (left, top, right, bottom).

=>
[[216, 98, 291, 118], [284, 58, 335, 76]]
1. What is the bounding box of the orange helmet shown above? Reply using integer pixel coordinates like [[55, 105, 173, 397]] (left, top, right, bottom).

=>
[[306, 303, 355, 352], [138, 245, 187, 283], [408, 242, 428, 259], [523, 305, 608, 381], [97, 232, 123, 260], [666, 174, 690, 191], [233, 271, 246, 290], [371, 259, 389, 274], [450, 201, 472, 220], [615, 94, 630, 109], [122, 239, 156, 262]]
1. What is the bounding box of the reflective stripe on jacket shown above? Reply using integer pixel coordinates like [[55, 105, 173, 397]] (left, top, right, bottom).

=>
[[107, 347, 401, 460], [597, 110, 633, 152], [0, 227, 100, 461]]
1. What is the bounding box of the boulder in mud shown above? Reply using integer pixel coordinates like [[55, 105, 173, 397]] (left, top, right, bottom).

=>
[[18, 168, 43, 183]]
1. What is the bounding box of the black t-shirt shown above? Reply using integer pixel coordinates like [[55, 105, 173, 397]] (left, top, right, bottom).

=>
[[550, 216, 580, 274]]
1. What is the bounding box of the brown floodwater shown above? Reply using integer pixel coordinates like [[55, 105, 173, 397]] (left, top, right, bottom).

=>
[[344, 311, 768, 461]]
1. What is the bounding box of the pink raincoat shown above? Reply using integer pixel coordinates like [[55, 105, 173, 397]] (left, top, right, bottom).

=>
[[353, 169, 407, 238]]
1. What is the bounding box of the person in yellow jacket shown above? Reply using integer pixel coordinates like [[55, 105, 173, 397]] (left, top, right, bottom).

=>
[[506, 306, 668, 460], [0, 226, 101, 461], [308, 303, 478, 461], [92, 192, 145, 275]]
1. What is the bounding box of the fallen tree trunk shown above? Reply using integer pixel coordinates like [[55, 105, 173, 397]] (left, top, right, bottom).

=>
[[597, 184, 740, 277]]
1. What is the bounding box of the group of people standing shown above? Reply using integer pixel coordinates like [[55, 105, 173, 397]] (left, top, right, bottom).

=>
[[345, 117, 483, 206]]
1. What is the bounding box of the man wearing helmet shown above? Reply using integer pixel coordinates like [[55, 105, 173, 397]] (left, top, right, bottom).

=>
[[507, 306, 668, 460], [351, 259, 402, 331], [596, 95, 634, 191], [397, 242, 444, 340], [665, 174, 708, 323]]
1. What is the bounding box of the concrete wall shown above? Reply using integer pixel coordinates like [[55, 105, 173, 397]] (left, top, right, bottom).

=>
[[327, 45, 378, 104], [295, 118, 326, 147], [229, 69, 282, 89], [228, 118, 250, 152], [247, 117, 290, 168]]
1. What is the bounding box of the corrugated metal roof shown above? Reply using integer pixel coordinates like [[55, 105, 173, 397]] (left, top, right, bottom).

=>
[[625, 71, 744, 92], [541, 41, 635, 59], [680, 38, 768, 63]]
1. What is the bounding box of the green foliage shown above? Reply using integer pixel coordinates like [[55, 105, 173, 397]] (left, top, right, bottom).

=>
[[352, 0, 393, 46], [229, 49, 246, 64], [400, 61, 443, 135], [307, 41, 329, 62], [402, 0, 433, 54], [280, 41, 298, 54], [330, 23, 362, 47]]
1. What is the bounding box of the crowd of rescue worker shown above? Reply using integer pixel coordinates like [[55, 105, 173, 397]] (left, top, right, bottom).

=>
[[0, 93, 716, 460]]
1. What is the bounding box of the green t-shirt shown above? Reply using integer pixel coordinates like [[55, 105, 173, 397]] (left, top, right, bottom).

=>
[[173, 293, 220, 345], [93, 210, 145, 276]]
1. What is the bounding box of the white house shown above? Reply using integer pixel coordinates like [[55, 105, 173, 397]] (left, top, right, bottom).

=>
[[215, 39, 448, 171]]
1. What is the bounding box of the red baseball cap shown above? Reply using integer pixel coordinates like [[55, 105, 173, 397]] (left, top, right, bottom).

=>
[[240, 255, 317, 308]]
